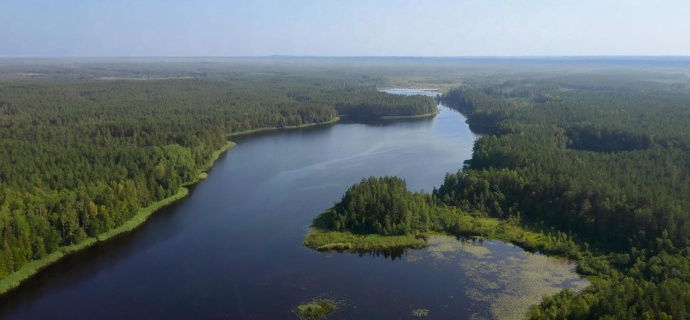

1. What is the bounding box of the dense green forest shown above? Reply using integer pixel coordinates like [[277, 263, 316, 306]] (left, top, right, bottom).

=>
[[308, 64, 690, 318], [0, 62, 437, 283], [322, 176, 461, 236], [437, 74, 690, 319], [4, 58, 690, 319]]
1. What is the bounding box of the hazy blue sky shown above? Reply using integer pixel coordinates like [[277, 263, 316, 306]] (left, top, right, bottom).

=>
[[1, 0, 689, 57]]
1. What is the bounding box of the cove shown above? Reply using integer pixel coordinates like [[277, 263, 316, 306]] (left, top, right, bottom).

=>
[[0, 89, 587, 320]]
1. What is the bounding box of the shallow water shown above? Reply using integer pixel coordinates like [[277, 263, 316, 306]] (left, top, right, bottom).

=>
[[0, 89, 587, 319]]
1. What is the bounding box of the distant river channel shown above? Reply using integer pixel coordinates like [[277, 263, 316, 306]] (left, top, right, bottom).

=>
[[0, 89, 587, 320]]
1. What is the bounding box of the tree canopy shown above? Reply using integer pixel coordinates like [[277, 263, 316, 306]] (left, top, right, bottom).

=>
[[438, 72, 690, 319], [0, 64, 436, 280]]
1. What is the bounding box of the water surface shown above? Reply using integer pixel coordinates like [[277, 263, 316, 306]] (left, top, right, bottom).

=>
[[0, 89, 586, 319]]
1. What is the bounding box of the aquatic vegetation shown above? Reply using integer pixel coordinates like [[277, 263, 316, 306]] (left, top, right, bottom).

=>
[[295, 299, 339, 319], [405, 253, 424, 263], [306, 176, 583, 260], [458, 242, 491, 258], [426, 236, 462, 260], [469, 313, 489, 320], [461, 242, 588, 319], [414, 235, 589, 320], [301, 122, 595, 318], [304, 230, 426, 252], [437, 75, 690, 318], [305, 203, 590, 318], [411, 308, 430, 317]]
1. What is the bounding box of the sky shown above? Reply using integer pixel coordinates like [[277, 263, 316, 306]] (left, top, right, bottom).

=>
[[1, 0, 689, 57]]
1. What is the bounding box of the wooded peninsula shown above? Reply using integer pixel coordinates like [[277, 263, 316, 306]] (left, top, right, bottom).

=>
[[302, 58, 690, 319]]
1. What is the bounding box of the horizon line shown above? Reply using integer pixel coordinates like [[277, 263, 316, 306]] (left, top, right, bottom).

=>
[[1, 55, 690, 59]]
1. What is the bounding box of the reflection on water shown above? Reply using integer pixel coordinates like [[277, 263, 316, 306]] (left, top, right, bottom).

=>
[[337, 115, 436, 127], [354, 247, 408, 261]]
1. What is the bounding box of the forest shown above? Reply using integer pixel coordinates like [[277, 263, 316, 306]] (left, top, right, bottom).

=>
[[0, 61, 437, 285], [436, 73, 690, 319], [3, 58, 690, 319], [320, 176, 461, 236], [307, 62, 690, 318]]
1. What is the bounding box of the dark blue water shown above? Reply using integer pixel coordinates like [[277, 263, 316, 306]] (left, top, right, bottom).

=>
[[0, 90, 586, 319]]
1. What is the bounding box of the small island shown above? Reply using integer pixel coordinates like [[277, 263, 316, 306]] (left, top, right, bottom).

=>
[[295, 298, 340, 319]]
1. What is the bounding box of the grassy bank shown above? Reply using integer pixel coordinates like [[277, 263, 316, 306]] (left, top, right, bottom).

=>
[[195, 141, 236, 180], [0, 187, 193, 295], [0, 118, 350, 295], [304, 230, 427, 252], [379, 109, 441, 120], [339, 110, 440, 121], [305, 215, 582, 260], [447, 216, 582, 259], [0, 141, 242, 295], [0, 112, 438, 295], [226, 117, 340, 138]]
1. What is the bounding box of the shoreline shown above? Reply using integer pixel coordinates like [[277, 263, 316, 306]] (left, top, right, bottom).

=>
[[0, 112, 435, 295], [226, 117, 341, 138], [0, 141, 238, 296], [304, 215, 582, 261], [379, 109, 440, 120], [338, 109, 441, 121], [304, 230, 427, 252]]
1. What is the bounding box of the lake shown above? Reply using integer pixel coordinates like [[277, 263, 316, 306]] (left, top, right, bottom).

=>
[[0, 89, 587, 319]]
